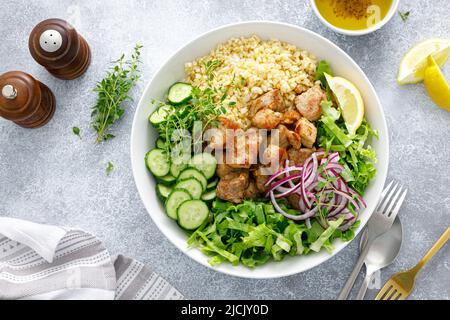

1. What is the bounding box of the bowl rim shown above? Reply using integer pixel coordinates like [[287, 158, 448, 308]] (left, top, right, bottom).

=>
[[309, 0, 400, 36], [130, 20, 389, 279]]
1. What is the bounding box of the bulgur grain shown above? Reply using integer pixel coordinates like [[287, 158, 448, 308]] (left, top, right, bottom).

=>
[[184, 36, 318, 128]]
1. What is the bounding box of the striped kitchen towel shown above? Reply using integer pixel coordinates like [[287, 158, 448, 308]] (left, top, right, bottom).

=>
[[0, 217, 184, 300]]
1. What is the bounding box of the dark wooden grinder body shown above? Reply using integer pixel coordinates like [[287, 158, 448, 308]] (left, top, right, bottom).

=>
[[29, 18, 91, 80], [0, 71, 56, 128]]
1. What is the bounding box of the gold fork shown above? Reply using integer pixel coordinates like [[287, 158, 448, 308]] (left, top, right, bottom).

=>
[[376, 226, 450, 300]]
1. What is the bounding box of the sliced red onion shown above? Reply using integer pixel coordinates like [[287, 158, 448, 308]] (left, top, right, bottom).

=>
[[264, 166, 303, 187], [328, 152, 340, 163], [305, 218, 312, 229], [266, 151, 366, 226], [333, 190, 360, 211], [266, 173, 303, 194], [349, 189, 367, 208], [269, 191, 317, 221], [326, 164, 344, 173]]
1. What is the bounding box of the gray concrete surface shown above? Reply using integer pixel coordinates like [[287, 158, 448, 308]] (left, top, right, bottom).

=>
[[0, 0, 449, 300]]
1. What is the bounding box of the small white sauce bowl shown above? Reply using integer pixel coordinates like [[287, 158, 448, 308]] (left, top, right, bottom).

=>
[[310, 0, 400, 36]]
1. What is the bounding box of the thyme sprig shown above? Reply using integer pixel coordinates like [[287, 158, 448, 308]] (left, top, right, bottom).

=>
[[91, 45, 143, 143], [157, 87, 226, 155]]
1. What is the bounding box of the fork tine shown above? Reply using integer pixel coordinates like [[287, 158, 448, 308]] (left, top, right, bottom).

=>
[[393, 292, 402, 300], [376, 283, 394, 300], [386, 289, 398, 300], [388, 188, 408, 220], [377, 182, 399, 213], [381, 180, 394, 199], [382, 184, 404, 217], [376, 181, 395, 211]]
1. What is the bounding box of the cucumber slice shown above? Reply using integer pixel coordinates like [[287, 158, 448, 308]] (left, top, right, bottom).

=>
[[156, 138, 166, 149], [145, 149, 170, 177], [165, 189, 192, 220], [178, 168, 207, 190], [170, 162, 187, 178], [175, 178, 203, 199], [189, 153, 217, 179], [157, 174, 176, 185], [167, 82, 193, 105], [156, 184, 172, 200], [149, 104, 173, 126], [201, 190, 216, 202], [177, 200, 209, 230], [206, 179, 218, 190]]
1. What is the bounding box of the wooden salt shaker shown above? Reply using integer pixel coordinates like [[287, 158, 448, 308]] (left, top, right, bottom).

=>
[[0, 71, 56, 128], [29, 18, 91, 80]]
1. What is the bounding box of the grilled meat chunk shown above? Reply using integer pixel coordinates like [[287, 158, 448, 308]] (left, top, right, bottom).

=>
[[216, 171, 249, 204], [287, 148, 314, 166], [295, 117, 317, 148], [251, 109, 283, 129], [294, 85, 325, 122], [249, 89, 285, 116]]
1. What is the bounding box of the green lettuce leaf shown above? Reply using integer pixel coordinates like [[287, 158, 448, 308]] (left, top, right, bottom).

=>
[[310, 216, 345, 252]]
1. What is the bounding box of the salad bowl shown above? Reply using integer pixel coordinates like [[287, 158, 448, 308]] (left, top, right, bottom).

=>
[[130, 21, 389, 279]]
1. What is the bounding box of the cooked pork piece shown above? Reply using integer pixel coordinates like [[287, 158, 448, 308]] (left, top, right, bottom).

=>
[[287, 193, 301, 210], [218, 116, 241, 129], [282, 110, 301, 125], [226, 128, 261, 168], [244, 180, 260, 199], [287, 131, 301, 150], [216, 171, 249, 203], [249, 89, 285, 116], [276, 124, 291, 149], [295, 117, 317, 148], [287, 148, 314, 166], [275, 125, 302, 150], [216, 152, 238, 177], [216, 162, 241, 178], [294, 85, 325, 122], [262, 144, 288, 168], [251, 109, 283, 129], [253, 167, 269, 193], [206, 127, 226, 150]]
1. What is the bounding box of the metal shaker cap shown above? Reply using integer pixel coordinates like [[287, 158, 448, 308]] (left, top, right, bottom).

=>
[[39, 29, 63, 53], [2, 84, 17, 99]]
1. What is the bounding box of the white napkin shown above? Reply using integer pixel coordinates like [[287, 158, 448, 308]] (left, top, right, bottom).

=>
[[0, 217, 184, 300]]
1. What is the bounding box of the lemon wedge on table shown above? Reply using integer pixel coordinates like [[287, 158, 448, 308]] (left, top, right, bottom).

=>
[[325, 73, 364, 135], [424, 56, 450, 111], [398, 38, 450, 84]]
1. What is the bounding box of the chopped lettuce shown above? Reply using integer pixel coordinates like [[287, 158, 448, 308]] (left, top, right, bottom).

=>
[[317, 60, 378, 195], [315, 60, 334, 88], [318, 112, 378, 194], [188, 200, 357, 268], [310, 216, 344, 252]]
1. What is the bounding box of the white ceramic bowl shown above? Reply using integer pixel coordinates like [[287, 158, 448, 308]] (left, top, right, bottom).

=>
[[310, 0, 400, 36], [131, 21, 389, 279]]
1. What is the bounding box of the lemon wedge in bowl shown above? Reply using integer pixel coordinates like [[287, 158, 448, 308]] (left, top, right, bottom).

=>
[[398, 38, 450, 84], [424, 56, 450, 111], [325, 73, 364, 135]]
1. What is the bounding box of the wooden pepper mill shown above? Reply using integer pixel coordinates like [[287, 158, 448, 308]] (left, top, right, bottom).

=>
[[0, 71, 56, 128], [28, 18, 91, 80]]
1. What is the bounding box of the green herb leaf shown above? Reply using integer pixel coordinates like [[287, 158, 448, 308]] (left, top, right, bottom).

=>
[[106, 161, 114, 175], [398, 10, 410, 22], [91, 44, 142, 143], [72, 126, 81, 138], [204, 59, 222, 81]]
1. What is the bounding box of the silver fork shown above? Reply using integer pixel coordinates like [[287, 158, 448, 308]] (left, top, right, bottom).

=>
[[337, 181, 408, 300]]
